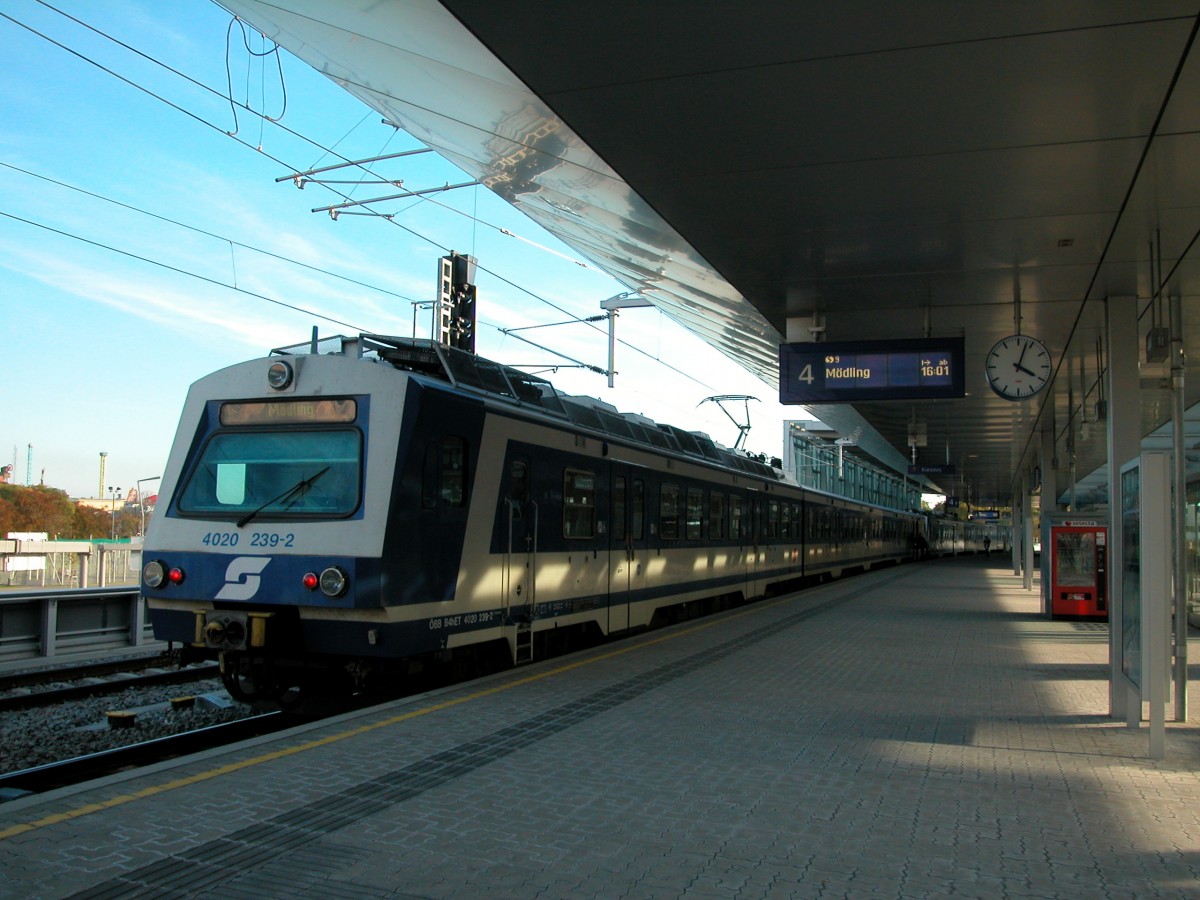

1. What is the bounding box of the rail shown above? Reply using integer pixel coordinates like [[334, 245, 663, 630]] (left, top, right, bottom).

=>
[[0, 586, 157, 663]]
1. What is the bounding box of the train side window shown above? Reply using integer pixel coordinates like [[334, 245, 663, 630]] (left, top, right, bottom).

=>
[[613, 475, 627, 541], [422, 442, 439, 509], [509, 459, 528, 518], [632, 479, 645, 541], [709, 491, 725, 540], [660, 483, 680, 540], [686, 487, 703, 540], [730, 496, 743, 541], [781, 503, 792, 540], [768, 500, 780, 539], [441, 436, 467, 507], [563, 468, 595, 539]]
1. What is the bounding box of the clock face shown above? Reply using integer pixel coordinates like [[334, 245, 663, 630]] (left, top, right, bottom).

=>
[[984, 334, 1052, 400]]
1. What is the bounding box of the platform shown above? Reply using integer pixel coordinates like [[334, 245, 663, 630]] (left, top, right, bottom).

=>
[[3, 557, 1200, 898]]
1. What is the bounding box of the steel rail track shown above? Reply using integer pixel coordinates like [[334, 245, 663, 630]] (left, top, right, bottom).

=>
[[0, 651, 179, 691], [0, 663, 221, 713], [0, 712, 295, 799]]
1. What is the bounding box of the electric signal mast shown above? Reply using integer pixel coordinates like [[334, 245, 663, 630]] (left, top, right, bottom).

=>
[[435, 252, 477, 353]]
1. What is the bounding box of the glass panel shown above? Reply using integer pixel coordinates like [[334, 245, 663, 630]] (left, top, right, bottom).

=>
[[1121, 465, 1141, 687], [563, 469, 595, 539], [1188, 482, 1200, 614], [178, 430, 360, 517], [509, 459, 527, 518], [613, 476, 626, 541], [709, 492, 725, 540], [1055, 532, 1096, 586], [632, 480, 645, 541], [660, 483, 680, 540], [422, 442, 438, 509], [215, 464, 246, 505], [441, 436, 467, 507], [686, 488, 703, 540]]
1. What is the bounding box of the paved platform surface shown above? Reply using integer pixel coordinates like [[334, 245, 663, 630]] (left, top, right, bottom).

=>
[[3, 557, 1200, 899]]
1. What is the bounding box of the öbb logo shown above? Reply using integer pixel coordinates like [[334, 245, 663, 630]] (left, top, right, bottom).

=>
[[215, 557, 271, 600]]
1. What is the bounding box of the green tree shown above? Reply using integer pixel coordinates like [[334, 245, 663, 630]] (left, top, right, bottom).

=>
[[69, 504, 111, 540], [0, 484, 74, 536], [115, 506, 141, 539]]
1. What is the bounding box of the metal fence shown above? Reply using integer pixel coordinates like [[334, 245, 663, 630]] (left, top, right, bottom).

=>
[[0, 539, 141, 589], [0, 586, 155, 662]]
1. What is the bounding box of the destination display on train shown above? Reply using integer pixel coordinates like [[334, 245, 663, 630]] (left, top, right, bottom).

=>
[[779, 337, 966, 403]]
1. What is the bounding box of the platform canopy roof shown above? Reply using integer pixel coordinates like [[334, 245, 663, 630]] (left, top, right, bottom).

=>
[[217, 0, 1200, 510]]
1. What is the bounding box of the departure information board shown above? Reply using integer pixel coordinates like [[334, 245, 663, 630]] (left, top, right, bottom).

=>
[[779, 337, 965, 403]]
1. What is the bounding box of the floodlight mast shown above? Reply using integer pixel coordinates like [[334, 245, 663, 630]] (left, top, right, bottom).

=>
[[699, 395, 758, 451]]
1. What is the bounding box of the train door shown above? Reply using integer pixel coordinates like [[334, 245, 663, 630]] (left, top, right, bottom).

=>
[[503, 457, 536, 626], [748, 494, 767, 598], [608, 465, 647, 633]]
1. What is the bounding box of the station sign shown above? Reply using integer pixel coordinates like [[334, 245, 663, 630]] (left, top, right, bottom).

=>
[[908, 464, 956, 476], [779, 337, 966, 403]]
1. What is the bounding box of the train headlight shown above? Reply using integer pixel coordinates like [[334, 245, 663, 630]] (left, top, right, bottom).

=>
[[143, 560, 167, 588], [318, 566, 348, 598], [267, 360, 294, 390]]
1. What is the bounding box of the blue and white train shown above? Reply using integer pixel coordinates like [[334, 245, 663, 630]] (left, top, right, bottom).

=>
[[143, 333, 931, 700]]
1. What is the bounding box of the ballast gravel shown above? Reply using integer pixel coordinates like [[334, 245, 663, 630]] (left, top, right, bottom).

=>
[[1, 676, 257, 773]]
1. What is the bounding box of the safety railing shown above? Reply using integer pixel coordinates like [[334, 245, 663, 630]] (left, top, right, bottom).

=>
[[0, 586, 156, 663], [0, 539, 142, 589]]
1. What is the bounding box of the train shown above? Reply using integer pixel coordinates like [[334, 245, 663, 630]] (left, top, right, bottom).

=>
[[142, 333, 993, 701]]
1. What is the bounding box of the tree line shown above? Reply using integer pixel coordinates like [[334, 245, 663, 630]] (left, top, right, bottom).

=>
[[0, 484, 145, 540]]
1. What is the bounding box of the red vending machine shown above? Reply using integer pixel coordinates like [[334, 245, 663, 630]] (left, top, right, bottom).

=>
[[1047, 516, 1108, 620]]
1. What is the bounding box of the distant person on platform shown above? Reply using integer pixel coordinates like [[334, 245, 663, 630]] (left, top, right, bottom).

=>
[[983, 536, 992, 557]]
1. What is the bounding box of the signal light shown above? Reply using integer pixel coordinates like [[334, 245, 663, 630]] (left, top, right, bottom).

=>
[[302, 572, 319, 590], [168, 566, 186, 585]]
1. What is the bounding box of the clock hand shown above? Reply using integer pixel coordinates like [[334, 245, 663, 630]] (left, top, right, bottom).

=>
[[1011, 343, 1030, 373]]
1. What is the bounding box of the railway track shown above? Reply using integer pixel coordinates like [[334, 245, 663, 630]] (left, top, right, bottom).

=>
[[0, 659, 221, 713], [0, 712, 294, 799], [1, 649, 263, 790]]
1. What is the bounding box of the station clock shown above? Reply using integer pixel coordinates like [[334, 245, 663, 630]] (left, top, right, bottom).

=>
[[984, 334, 1052, 400]]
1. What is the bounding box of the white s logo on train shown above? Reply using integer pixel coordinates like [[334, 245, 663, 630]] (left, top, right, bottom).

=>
[[215, 557, 272, 600]]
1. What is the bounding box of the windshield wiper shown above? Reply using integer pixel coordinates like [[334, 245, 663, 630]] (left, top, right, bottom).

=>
[[236, 466, 330, 528]]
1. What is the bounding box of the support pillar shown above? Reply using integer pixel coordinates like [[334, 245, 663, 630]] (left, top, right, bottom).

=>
[[1040, 423, 1058, 615], [1107, 296, 1140, 720]]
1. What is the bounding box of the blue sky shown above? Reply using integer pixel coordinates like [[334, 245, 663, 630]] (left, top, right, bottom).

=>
[[2, 0, 801, 501]]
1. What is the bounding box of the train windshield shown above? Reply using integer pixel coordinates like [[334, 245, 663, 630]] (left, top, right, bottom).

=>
[[176, 429, 361, 519]]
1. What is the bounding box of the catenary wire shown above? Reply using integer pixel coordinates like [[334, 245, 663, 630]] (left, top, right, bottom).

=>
[[7, 3, 716, 390]]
